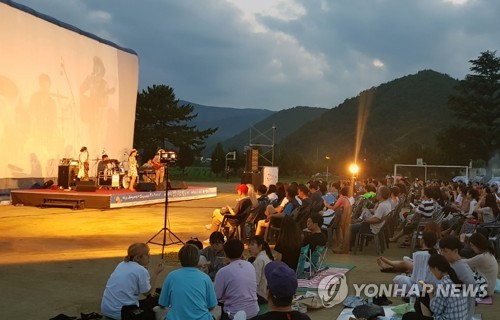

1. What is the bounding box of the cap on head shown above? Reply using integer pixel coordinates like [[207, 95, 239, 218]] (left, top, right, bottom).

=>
[[265, 261, 298, 298], [236, 184, 248, 194]]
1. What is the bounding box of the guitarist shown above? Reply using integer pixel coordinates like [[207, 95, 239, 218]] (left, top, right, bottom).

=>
[[153, 149, 165, 187], [78, 146, 90, 181]]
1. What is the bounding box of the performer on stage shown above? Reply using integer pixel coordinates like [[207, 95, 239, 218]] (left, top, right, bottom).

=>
[[78, 146, 90, 181], [97, 154, 110, 175], [128, 149, 139, 191], [153, 149, 165, 186], [140, 158, 155, 183]]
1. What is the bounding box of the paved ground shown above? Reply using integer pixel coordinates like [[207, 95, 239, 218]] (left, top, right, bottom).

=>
[[0, 181, 498, 319]]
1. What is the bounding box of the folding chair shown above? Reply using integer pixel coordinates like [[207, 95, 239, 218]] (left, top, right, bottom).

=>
[[353, 210, 393, 255], [296, 244, 310, 278], [219, 206, 252, 240], [264, 215, 283, 243]]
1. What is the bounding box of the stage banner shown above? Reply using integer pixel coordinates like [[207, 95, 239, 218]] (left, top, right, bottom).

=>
[[262, 166, 278, 187], [110, 187, 217, 208]]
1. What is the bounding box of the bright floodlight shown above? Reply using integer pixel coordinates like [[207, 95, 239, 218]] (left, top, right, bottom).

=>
[[349, 163, 359, 175]]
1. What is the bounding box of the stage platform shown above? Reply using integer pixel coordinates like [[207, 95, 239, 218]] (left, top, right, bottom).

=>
[[10, 186, 217, 209]]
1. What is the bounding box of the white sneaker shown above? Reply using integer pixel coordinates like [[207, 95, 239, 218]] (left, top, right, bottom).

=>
[[205, 224, 212, 230], [233, 310, 246, 320]]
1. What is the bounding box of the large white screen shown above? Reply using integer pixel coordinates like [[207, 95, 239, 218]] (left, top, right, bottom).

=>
[[0, 2, 138, 186]]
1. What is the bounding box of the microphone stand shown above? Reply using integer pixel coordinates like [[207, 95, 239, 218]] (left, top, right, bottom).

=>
[[146, 163, 184, 258]]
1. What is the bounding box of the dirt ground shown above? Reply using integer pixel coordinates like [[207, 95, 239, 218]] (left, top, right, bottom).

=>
[[0, 181, 498, 319]]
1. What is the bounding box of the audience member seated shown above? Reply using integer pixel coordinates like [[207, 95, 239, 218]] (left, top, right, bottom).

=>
[[442, 188, 479, 237], [266, 184, 278, 204], [308, 181, 323, 208], [101, 243, 164, 320], [257, 184, 270, 205], [158, 244, 218, 320], [392, 232, 439, 296], [274, 216, 303, 271], [350, 186, 392, 248], [302, 212, 327, 255], [200, 232, 226, 280], [438, 236, 475, 320], [381, 231, 438, 274], [389, 186, 437, 243], [463, 232, 498, 297], [402, 254, 468, 320], [206, 184, 253, 234], [256, 185, 300, 236], [252, 261, 311, 320], [247, 235, 274, 304], [323, 185, 350, 212], [471, 193, 499, 223], [215, 239, 259, 319], [295, 184, 312, 229]]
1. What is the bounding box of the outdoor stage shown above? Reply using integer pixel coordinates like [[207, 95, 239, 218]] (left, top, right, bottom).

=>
[[10, 186, 217, 209]]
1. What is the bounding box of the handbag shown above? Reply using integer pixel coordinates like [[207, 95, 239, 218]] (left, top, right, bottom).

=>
[[352, 303, 385, 319]]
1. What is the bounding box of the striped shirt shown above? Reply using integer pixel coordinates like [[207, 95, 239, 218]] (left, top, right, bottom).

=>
[[416, 199, 435, 218]]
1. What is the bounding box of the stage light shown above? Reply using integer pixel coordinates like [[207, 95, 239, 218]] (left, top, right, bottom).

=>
[[160, 151, 177, 164], [349, 163, 359, 175]]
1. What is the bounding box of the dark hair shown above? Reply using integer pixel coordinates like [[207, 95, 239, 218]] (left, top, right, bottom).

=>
[[428, 254, 462, 286], [286, 185, 298, 199], [276, 183, 286, 201], [390, 186, 400, 197], [309, 181, 319, 190], [248, 235, 274, 261], [469, 233, 495, 255], [484, 193, 500, 216], [101, 154, 108, 160], [269, 295, 293, 308], [439, 236, 463, 252], [178, 244, 200, 267], [395, 183, 407, 195], [467, 188, 479, 201], [298, 184, 310, 196], [366, 184, 377, 193], [276, 216, 302, 250], [257, 184, 268, 195], [186, 239, 203, 250], [339, 186, 349, 196], [319, 182, 328, 195], [209, 231, 225, 244], [223, 238, 244, 259], [332, 181, 341, 191], [308, 212, 324, 228], [422, 231, 438, 253], [267, 184, 277, 195]]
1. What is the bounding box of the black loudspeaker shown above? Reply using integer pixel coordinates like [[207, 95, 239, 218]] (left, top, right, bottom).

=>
[[76, 181, 97, 192], [136, 182, 156, 192], [58, 165, 70, 188], [245, 148, 259, 172], [241, 172, 262, 188]]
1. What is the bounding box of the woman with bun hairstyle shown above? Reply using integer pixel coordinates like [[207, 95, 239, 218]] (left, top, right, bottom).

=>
[[101, 243, 163, 320]]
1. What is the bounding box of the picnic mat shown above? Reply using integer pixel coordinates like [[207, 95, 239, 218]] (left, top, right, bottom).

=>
[[336, 306, 483, 320], [297, 264, 354, 291]]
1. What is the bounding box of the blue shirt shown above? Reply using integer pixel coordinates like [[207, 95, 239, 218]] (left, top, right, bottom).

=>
[[159, 267, 217, 320]]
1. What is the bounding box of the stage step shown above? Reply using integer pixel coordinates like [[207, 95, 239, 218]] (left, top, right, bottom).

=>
[[39, 198, 85, 210]]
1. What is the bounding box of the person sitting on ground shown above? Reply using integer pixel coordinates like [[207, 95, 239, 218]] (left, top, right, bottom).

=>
[[392, 232, 439, 295], [248, 235, 274, 304], [206, 184, 253, 233], [101, 243, 164, 320], [380, 231, 437, 273], [389, 186, 437, 243], [158, 244, 219, 320], [302, 212, 327, 255], [215, 239, 259, 319], [274, 216, 303, 271], [252, 261, 311, 320], [438, 236, 476, 320], [463, 232, 498, 297], [350, 186, 392, 248], [402, 254, 468, 320], [200, 232, 226, 280]]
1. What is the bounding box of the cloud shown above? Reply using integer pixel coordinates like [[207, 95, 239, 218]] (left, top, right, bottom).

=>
[[9, 0, 500, 110]]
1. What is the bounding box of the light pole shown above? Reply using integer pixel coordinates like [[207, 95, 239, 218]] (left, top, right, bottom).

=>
[[325, 155, 331, 183], [348, 163, 359, 197]]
